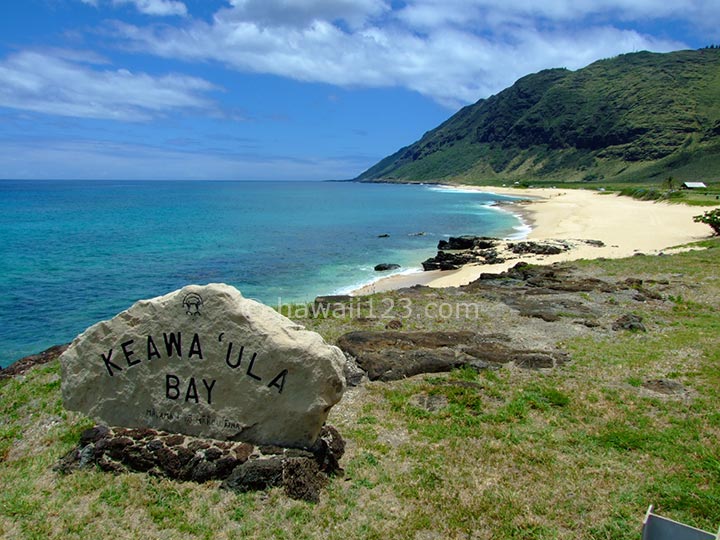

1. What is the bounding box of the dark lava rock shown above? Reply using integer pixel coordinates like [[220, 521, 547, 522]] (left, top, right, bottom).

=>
[[343, 355, 367, 387], [374, 263, 401, 272], [612, 314, 647, 332], [509, 241, 569, 255], [57, 424, 345, 502], [619, 278, 663, 300], [422, 251, 477, 271], [477, 248, 505, 264], [336, 331, 568, 381], [438, 236, 497, 250], [0, 344, 69, 380], [583, 239, 606, 247], [423, 237, 502, 271], [377, 233, 390, 238], [471, 262, 616, 293], [80, 425, 111, 446], [282, 458, 327, 503], [464, 264, 603, 321], [311, 425, 346, 475], [222, 458, 284, 492]]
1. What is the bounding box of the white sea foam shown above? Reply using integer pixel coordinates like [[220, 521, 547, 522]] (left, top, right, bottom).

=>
[[334, 266, 424, 295], [480, 202, 532, 240]]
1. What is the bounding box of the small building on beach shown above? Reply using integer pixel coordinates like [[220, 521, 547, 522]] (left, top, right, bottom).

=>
[[681, 182, 707, 189]]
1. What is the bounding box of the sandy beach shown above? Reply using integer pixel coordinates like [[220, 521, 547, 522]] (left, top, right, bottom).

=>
[[352, 186, 711, 295]]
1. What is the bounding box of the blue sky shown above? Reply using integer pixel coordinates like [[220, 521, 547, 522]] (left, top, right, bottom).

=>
[[0, 1, 717, 180]]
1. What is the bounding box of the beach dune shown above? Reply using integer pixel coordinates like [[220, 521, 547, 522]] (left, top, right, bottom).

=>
[[353, 187, 711, 295]]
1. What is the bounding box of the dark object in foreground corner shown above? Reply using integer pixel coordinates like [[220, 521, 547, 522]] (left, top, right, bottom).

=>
[[642, 505, 719, 540], [56, 424, 345, 503], [0, 344, 69, 380]]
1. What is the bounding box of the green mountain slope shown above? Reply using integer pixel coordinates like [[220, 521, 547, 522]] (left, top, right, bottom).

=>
[[357, 49, 720, 185]]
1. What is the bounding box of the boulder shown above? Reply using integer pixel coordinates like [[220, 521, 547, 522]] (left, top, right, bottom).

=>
[[374, 263, 401, 272], [508, 241, 569, 255], [422, 251, 477, 271], [60, 284, 346, 448], [437, 236, 497, 250]]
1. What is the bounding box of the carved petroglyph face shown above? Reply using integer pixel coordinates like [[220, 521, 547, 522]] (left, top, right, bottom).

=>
[[182, 293, 203, 316]]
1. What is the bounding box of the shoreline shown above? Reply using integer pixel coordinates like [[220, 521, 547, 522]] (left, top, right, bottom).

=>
[[351, 186, 711, 295]]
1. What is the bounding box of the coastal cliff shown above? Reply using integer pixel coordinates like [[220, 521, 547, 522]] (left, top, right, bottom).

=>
[[357, 48, 720, 185]]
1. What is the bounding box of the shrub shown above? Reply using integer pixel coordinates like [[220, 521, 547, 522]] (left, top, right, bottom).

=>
[[694, 209, 720, 235]]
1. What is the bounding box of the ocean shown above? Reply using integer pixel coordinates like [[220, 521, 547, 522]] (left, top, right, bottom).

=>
[[0, 180, 525, 367]]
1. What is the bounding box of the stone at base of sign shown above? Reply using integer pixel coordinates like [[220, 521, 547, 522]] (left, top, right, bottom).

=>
[[56, 424, 345, 503], [60, 283, 346, 448]]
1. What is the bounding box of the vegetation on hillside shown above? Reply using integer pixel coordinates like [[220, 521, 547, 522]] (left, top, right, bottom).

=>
[[357, 49, 720, 186]]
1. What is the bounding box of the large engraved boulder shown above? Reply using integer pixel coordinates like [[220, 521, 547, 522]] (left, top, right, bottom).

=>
[[60, 284, 346, 448]]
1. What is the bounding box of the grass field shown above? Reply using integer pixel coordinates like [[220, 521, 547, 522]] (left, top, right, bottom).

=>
[[1, 239, 719, 539]]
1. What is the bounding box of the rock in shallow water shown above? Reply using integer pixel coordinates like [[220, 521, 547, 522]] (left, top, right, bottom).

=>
[[374, 263, 401, 271], [60, 283, 346, 448]]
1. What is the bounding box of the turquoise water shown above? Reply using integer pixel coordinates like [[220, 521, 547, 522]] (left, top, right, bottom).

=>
[[0, 180, 524, 367]]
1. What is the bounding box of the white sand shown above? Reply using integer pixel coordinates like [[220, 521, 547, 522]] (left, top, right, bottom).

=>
[[352, 187, 710, 295]]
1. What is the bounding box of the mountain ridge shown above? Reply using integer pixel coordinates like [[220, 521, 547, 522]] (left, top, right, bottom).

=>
[[357, 49, 720, 185]]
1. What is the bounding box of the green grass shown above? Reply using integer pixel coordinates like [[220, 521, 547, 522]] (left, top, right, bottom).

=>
[[2, 240, 720, 539]]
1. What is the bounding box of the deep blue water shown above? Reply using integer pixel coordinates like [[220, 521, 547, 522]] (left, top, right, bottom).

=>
[[0, 180, 525, 367]]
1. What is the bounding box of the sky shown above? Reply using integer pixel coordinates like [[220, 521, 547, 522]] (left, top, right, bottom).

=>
[[0, 1, 717, 181]]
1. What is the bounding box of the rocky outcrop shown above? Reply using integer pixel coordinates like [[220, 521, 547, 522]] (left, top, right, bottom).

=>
[[437, 236, 497, 250], [472, 262, 645, 294], [0, 344, 68, 380], [56, 424, 345, 503], [464, 262, 666, 322], [422, 251, 478, 270], [336, 331, 568, 381], [509, 241, 570, 255], [421, 238, 582, 272]]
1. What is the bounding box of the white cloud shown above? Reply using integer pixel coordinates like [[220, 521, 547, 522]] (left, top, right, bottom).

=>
[[224, 0, 389, 29], [113, 0, 187, 17], [0, 50, 216, 121], [80, 0, 187, 16], [398, 0, 720, 30], [113, 2, 684, 109]]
